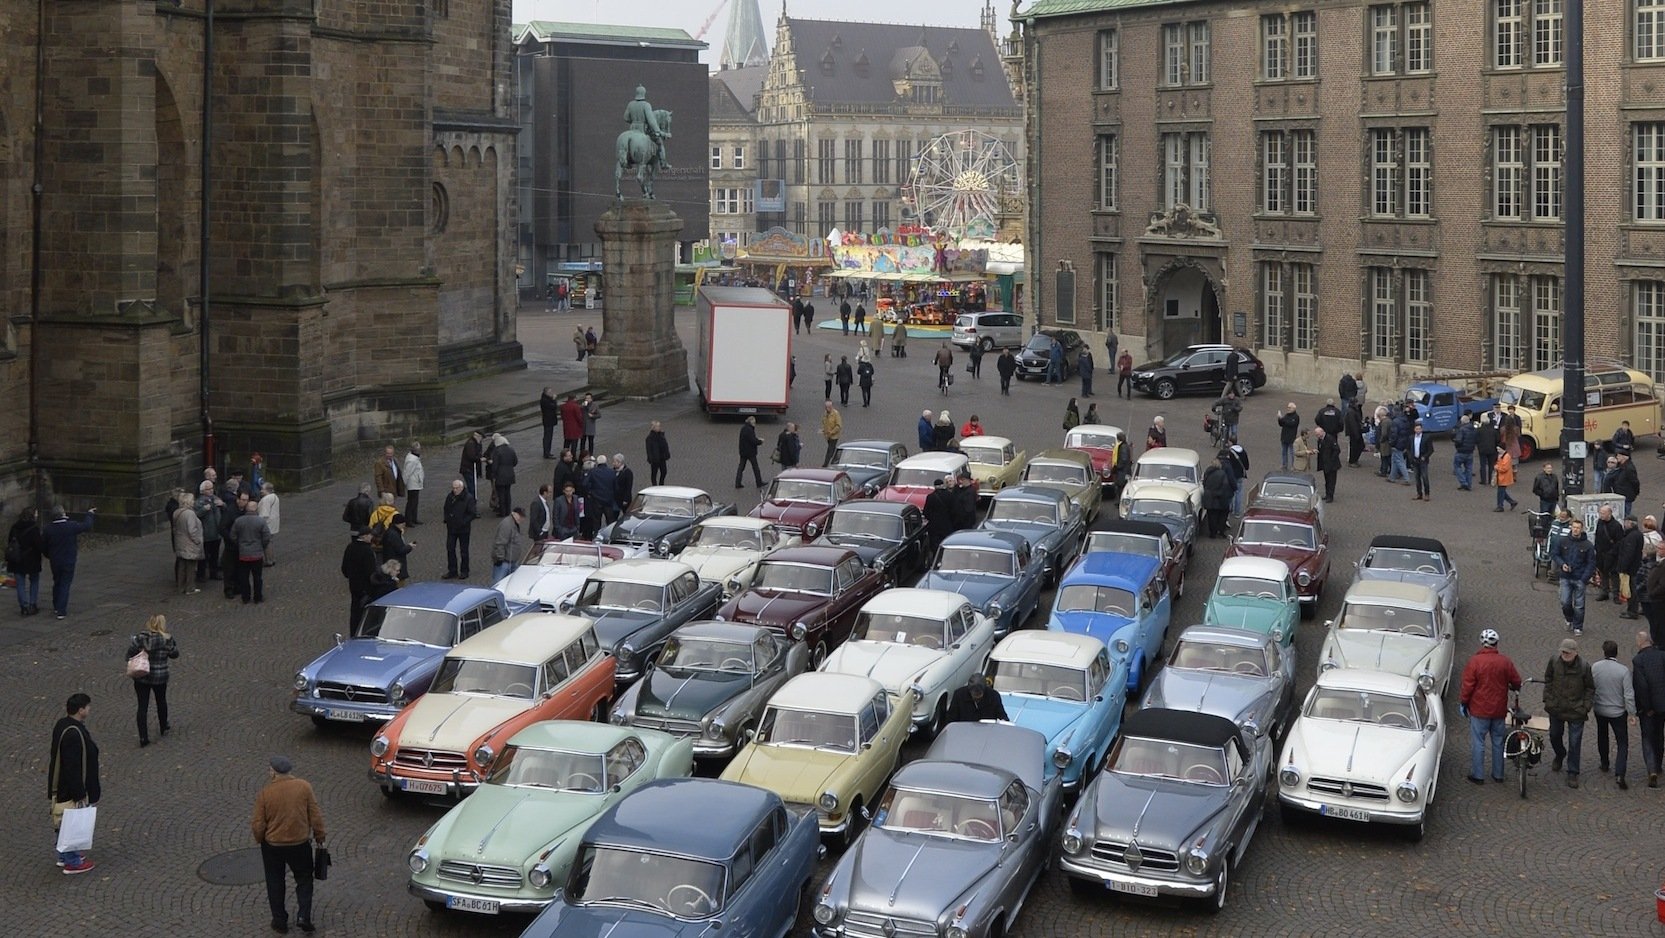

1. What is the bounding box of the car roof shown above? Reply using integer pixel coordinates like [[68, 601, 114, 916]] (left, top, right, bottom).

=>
[[1064, 552, 1163, 586], [1314, 668, 1422, 696], [1240, 504, 1319, 525], [670, 620, 774, 644], [450, 613, 593, 664], [506, 720, 643, 752], [763, 545, 859, 566], [1186, 343, 1253, 354], [1259, 471, 1317, 487], [1122, 707, 1240, 748], [697, 516, 776, 532], [940, 529, 1029, 552], [1094, 519, 1170, 539], [1138, 447, 1200, 465], [994, 484, 1070, 504], [920, 722, 1048, 793], [1216, 556, 1292, 582], [372, 583, 501, 614], [774, 468, 846, 482], [896, 452, 969, 471], [1030, 448, 1094, 467], [839, 439, 902, 451], [1173, 624, 1276, 649], [770, 672, 885, 712], [1068, 423, 1124, 439], [1367, 534, 1450, 557], [832, 500, 914, 518], [1124, 483, 1194, 502], [588, 558, 695, 583], [637, 485, 708, 500], [586, 778, 775, 857], [961, 435, 1014, 449], [1342, 579, 1440, 608], [859, 588, 970, 618], [890, 759, 1015, 802], [993, 629, 1104, 667]]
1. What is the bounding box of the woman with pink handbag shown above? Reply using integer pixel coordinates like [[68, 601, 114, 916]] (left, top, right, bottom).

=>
[[126, 614, 179, 747]]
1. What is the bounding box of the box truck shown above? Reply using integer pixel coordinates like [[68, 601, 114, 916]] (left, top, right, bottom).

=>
[[695, 286, 793, 416]]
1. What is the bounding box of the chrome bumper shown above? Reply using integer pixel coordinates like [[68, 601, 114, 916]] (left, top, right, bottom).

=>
[[370, 765, 481, 797], [1277, 791, 1424, 826], [290, 697, 398, 723], [1057, 855, 1216, 898], [407, 879, 553, 914], [692, 737, 740, 758]]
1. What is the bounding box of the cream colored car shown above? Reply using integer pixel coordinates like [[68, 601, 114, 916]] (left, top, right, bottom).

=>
[[960, 435, 1028, 497], [1022, 448, 1102, 523], [1120, 447, 1202, 518], [674, 516, 799, 598]]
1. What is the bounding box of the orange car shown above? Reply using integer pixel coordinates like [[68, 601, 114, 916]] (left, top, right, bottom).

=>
[[370, 613, 616, 798]]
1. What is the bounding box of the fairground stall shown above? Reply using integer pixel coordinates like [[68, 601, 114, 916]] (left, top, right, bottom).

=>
[[825, 229, 1002, 325], [733, 227, 834, 298]]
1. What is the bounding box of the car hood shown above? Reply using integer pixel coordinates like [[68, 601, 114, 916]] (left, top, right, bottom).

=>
[[875, 487, 930, 508], [1290, 718, 1426, 781], [723, 591, 827, 627], [1087, 773, 1231, 853], [428, 785, 605, 869], [819, 535, 890, 566], [1226, 543, 1311, 568], [847, 829, 998, 922], [1323, 630, 1439, 677], [1050, 610, 1129, 643], [982, 519, 1058, 542], [916, 573, 1009, 606], [726, 744, 847, 805], [635, 668, 750, 721], [495, 566, 591, 606], [582, 609, 658, 649], [838, 466, 888, 489], [677, 549, 759, 584], [1202, 596, 1288, 633], [397, 694, 529, 752], [1004, 694, 1086, 749], [533, 903, 703, 938], [753, 501, 830, 527], [308, 639, 444, 686], [607, 516, 685, 545], [1143, 669, 1273, 727], [823, 642, 943, 695]]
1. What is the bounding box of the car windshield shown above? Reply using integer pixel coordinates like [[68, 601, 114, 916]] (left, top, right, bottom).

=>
[[526, 544, 614, 569], [1170, 639, 1271, 676], [656, 637, 753, 674], [1366, 548, 1446, 574], [429, 658, 539, 698], [1499, 385, 1547, 410], [488, 747, 609, 791], [989, 499, 1058, 525], [1055, 584, 1136, 616], [576, 579, 664, 613], [1135, 463, 1196, 484], [1237, 520, 1316, 548], [752, 562, 833, 595], [1067, 431, 1117, 449], [759, 706, 858, 751], [1086, 532, 1161, 558], [567, 846, 727, 919], [826, 510, 902, 540], [1027, 462, 1088, 484], [359, 606, 457, 646], [1112, 737, 1230, 785], [1159, 349, 1193, 366], [1024, 335, 1054, 353], [962, 442, 1008, 465], [880, 788, 1004, 841], [835, 447, 890, 469], [1126, 499, 1187, 520], [1307, 688, 1424, 727], [687, 525, 765, 550], [852, 612, 949, 648], [1339, 602, 1438, 637], [936, 547, 1014, 576], [892, 467, 952, 487], [991, 660, 1089, 701], [1404, 388, 1431, 405], [1214, 576, 1285, 600], [766, 479, 835, 503], [1259, 481, 1314, 501], [629, 494, 698, 518]]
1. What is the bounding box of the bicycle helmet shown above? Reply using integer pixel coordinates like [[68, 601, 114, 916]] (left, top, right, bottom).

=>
[[1480, 629, 1500, 647]]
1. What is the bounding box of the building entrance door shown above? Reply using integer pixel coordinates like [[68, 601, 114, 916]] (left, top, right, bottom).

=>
[[1153, 266, 1221, 358]]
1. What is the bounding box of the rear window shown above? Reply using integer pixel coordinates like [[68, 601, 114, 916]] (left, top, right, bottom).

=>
[[956, 315, 976, 328]]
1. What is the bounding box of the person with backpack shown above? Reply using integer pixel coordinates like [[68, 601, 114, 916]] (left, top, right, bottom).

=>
[[126, 614, 179, 747], [7, 506, 43, 616]]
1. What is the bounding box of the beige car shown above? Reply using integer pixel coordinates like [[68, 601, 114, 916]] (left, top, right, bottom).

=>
[[960, 435, 1028, 497], [1120, 446, 1203, 518], [1021, 448, 1102, 523]]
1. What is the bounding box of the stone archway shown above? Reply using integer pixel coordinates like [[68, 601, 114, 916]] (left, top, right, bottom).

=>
[[1142, 255, 1225, 361]]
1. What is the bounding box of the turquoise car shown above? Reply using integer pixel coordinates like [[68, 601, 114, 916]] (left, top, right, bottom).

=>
[[1046, 552, 1172, 694], [987, 631, 1128, 791], [1201, 555, 1300, 649]]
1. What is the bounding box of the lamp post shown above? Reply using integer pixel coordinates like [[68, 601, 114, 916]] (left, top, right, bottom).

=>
[[1561, 0, 1586, 495], [199, 0, 216, 474]]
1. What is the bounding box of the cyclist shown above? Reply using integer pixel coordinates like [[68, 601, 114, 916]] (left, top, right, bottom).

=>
[[1459, 628, 1523, 785]]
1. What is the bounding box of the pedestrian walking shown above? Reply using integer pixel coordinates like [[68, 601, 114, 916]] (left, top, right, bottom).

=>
[[219, 491, 250, 600], [857, 357, 875, 407], [1632, 630, 1665, 787], [402, 442, 424, 526], [1339, 370, 1359, 412], [821, 403, 843, 468], [1494, 450, 1519, 511], [736, 417, 765, 488], [252, 755, 326, 934], [1544, 637, 1597, 787], [996, 348, 1016, 395], [1344, 402, 1366, 467], [229, 501, 272, 605], [839, 298, 851, 335], [1116, 350, 1135, 399], [823, 354, 835, 400], [1211, 389, 1243, 443], [835, 355, 854, 406], [40, 505, 95, 620], [1078, 348, 1095, 397], [1452, 414, 1477, 490], [1201, 457, 1234, 539], [126, 614, 178, 747], [1593, 505, 1625, 603], [1553, 518, 1596, 634], [170, 495, 203, 594], [441, 479, 476, 581], [854, 301, 868, 335], [540, 387, 560, 459], [645, 421, 671, 486], [1407, 421, 1434, 500], [791, 297, 804, 335], [1459, 629, 1522, 784], [1592, 639, 1637, 788], [1062, 398, 1081, 433], [7, 506, 43, 616], [491, 508, 529, 582], [489, 433, 518, 518], [1620, 515, 1646, 620], [1105, 332, 1119, 375], [612, 455, 635, 512], [776, 423, 802, 470], [1648, 545, 1665, 647], [1277, 403, 1300, 471], [48, 692, 100, 874], [460, 430, 485, 499], [893, 321, 908, 358], [1223, 441, 1251, 516], [934, 343, 955, 394], [1315, 427, 1341, 502], [1475, 411, 1499, 487], [573, 325, 587, 360]]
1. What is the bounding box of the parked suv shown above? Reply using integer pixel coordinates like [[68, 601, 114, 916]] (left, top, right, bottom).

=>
[[1130, 344, 1267, 399], [952, 311, 1025, 351], [1015, 329, 1084, 381]]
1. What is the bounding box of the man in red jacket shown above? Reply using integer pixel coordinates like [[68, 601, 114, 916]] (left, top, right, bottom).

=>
[[558, 393, 585, 457], [1459, 628, 1524, 784]]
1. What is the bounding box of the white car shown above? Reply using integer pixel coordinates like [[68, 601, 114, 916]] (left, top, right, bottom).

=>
[[492, 540, 648, 611], [1317, 581, 1453, 695], [820, 588, 995, 734], [674, 516, 799, 598], [1120, 447, 1202, 517], [1277, 668, 1444, 842]]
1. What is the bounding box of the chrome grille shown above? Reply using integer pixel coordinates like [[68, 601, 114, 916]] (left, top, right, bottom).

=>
[[630, 715, 701, 736], [316, 681, 389, 704], [392, 748, 469, 771], [1089, 839, 1180, 872], [1307, 778, 1390, 801], [843, 910, 936, 938], [435, 860, 522, 888]]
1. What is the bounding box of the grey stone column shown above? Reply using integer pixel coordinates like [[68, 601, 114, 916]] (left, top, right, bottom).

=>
[[589, 201, 689, 400]]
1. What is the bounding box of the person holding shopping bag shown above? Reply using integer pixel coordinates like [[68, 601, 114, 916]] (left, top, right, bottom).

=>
[[48, 692, 100, 874], [127, 615, 179, 747]]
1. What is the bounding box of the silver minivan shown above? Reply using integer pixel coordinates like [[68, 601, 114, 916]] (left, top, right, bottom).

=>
[[952, 311, 1025, 351]]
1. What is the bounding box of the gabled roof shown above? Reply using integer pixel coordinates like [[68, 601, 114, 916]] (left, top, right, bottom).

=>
[[781, 17, 1017, 110], [712, 66, 767, 118], [1021, 0, 1193, 17], [514, 20, 705, 49]]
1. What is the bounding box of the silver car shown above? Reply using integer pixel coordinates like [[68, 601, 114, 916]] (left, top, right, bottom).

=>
[[1140, 625, 1296, 740], [812, 722, 1062, 938], [1352, 534, 1459, 615], [952, 311, 1025, 351]]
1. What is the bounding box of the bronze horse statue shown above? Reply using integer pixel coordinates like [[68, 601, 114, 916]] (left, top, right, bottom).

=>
[[615, 109, 672, 200]]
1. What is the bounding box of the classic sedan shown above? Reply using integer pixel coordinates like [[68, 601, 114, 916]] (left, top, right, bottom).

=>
[[822, 589, 996, 734], [1142, 625, 1297, 740], [1084, 519, 1188, 598], [291, 584, 511, 728], [831, 439, 910, 492], [1201, 555, 1300, 649], [1048, 553, 1172, 694], [1064, 424, 1125, 492], [1059, 708, 1272, 911], [1119, 483, 1201, 570], [750, 468, 863, 538], [1318, 580, 1454, 695], [1022, 448, 1103, 523], [876, 451, 972, 508], [978, 484, 1087, 584], [811, 723, 1062, 938], [989, 631, 1127, 791], [915, 530, 1046, 637], [493, 540, 646, 612], [1278, 668, 1445, 842], [565, 559, 723, 684], [405, 722, 695, 916], [1353, 534, 1459, 615], [674, 516, 798, 599], [1119, 447, 1203, 518], [1225, 504, 1331, 617], [1249, 471, 1326, 524], [717, 546, 887, 667], [518, 778, 820, 938], [819, 500, 931, 586], [601, 485, 735, 556], [721, 672, 919, 846], [369, 614, 617, 798], [960, 435, 1028, 496]]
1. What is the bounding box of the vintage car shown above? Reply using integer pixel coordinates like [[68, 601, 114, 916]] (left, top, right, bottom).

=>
[[1318, 580, 1454, 695], [749, 468, 863, 538], [1022, 448, 1103, 523], [518, 778, 820, 938], [1119, 483, 1201, 567], [1141, 625, 1297, 740], [821, 589, 996, 734], [959, 435, 1028, 496], [716, 545, 887, 666], [818, 500, 931, 586], [1248, 471, 1326, 523], [875, 451, 972, 509], [811, 723, 1063, 938], [1404, 379, 1499, 433], [405, 721, 695, 916], [1201, 556, 1300, 649], [830, 439, 910, 492], [601, 485, 735, 556], [1085, 519, 1189, 598], [988, 631, 1127, 791], [1059, 708, 1272, 911], [1048, 553, 1172, 694], [1353, 534, 1460, 615], [674, 516, 798, 599], [1064, 424, 1125, 492], [564, 559, 724, 685], [291, 584, 511, 728], [1224, 504, 1331, 617], [493, 540, 647, 613], [978, 484, 1087, 584], [1119, 447, 1203, 517], [915, 530, 1046, 637], [721, 672, 919, 845], [1278, 668, 1445, 841], [369, 614, 617, 798], [611, 621, 811, 761]]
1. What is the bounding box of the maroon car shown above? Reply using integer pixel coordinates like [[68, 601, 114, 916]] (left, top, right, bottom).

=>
[[748, 468, 862, 539], [1223, 504, 1331, 618], [715, 545, 885, 666]]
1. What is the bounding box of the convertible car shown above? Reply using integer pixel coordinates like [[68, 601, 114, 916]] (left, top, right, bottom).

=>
[[1318, 580, 1454, 695], [1248, 471, 1326, 524], [1118, 483, 1200, 569], [915, 530, 1046, 637], [601, 485, 735, 556], [493, 540, 646, 613], [1048, 553, 1172, 694], [1084, 520, 1188, 598], [1352, 534, 1459, 615], [1141, 624, 1296, 740], [988, 630, 1127, 791], [821, 589, 996, 734], [1064, 424, 1125, 493]]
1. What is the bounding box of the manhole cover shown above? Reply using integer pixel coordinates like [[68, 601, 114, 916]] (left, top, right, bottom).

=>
[[199, 847, 266, 885]]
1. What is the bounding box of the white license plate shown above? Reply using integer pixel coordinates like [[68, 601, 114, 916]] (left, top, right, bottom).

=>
[[324, 709, 365, 722], [447, 896, 500, 915], [401, 778, 450, 795], [1109, 880, 1159, 898], [1321, 804, 1370, 822]]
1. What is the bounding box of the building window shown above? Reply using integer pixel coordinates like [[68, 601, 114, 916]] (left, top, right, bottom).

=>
[[1530, 275, 1562, 370], [1407, 3, 1432, 71], [817, 139, 836, 184], [1262, 15, 1288, 80], [873, 200, 891, 229], [1635, 280, 1665, 381], [1262, 132, 1287, 214], [846, 200, 864, 232], [1370, 130, 1398, 216], [1496, 0, 1562, 67], [873, 139, 891, 185], [1367, 266, 1433, 361], [1495, 0, 1524, 67], [1493, 126, 1523, 219], [1533, 0, 1563, 65], [1162, 131, 1210, 212], [1262, 262, 1318, 351], [1095, 134, 1118, 211], [1293, 263, 1316, 350], [1293, 130, 1317, 214], [1635, 123, 1665, 222], [1162, 21, 1210, 86], [793, 139, 805, 185], [897, 139, 914, 187], [1097, 253, 1119, 332], [711, 188, 752, 215], [1370, 2, 1432, 75], [1405, 269, 1431, 362], [1531, 124, 1562, 220], [1405, 128, 1430, 217], [1369, 128, 1431, 218], [1491, 275, 1523, 370], [1261, 13, 1317, 81], [1294, 12, 1318, 78], [733, 146, 745, 170], [1098, 29, 1119, 90], [817, 201, 836, 233], [1260, 129, 1316, 215], [1262, 263, 1287, 346], [845, 139, 864, 185], [1164, 24, 1185, 86], [1370, 267, 1397, 359], [1190, 22, 1211, 83], [711, 146, 724, 170], [793, 201, 806, 233], [1640, 0, 1665, 60]]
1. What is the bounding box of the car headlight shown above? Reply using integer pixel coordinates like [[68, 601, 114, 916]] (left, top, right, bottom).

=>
[[873, 558, 887, 574], [1279, 766, 1301, 788], [292, 672, 309, 691], [529, 865, 554, 889], [947, 926, 968, 938], [705, 719, 726, 740], [1052, 748, 1072, 770], [1319, 659, 1338, 672], [408, 850, 428, 874], [805, 522, 820, 539], [390, 682, 407, 704], [1297, 570, 1312, 587], [371, 735, 390, 757], [657, 538, 673, 556], [1417, 672, 1436, 693], [1271, 627, 1284, 643], [610, 708, 630, 725], [818, 791, 839, 812], [1185, 847, 1209, 876], [1061, 828, 1083, 854], [726, 578, 743, 595], [1396, 780, 1420, 803], [619, 640, 637, 661], [813, 902, 837, 925], [791, 621, 809, 641], [473, 744, 496, 767], [1113, 638, 1130, 655]]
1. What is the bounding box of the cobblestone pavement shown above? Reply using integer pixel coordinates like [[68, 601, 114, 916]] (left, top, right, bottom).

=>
[[5, 308, 1664, 936]]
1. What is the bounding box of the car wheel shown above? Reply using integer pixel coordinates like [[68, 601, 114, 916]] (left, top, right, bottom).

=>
[[980, 336, 995, 352], [1518, 437, 1536, 461], [1236, 376, 1255, 398], [1403, 815, 1426, 843], [310, 715, 329, 730], [1278, 803, 1302, 827], [1299, 601, 1315, 621], [929, 696, 949, 735], [839, 797, 866, 849], [1176, 572, 1186, 598], [1206, 861, 1230, 914], [812, 641, 829, 669], [1154, 379, 1176, 400], [424, 900, 447, 913], [380, 785, 400, 801]]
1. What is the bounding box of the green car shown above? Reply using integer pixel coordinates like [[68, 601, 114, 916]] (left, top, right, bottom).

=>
[[407, 721, 695, 916], [1201, 556, 1300, 648]]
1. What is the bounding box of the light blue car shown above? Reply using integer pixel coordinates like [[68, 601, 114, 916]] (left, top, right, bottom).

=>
[[1047, 553, 1172, 694], [986, 630, 1128, 791]]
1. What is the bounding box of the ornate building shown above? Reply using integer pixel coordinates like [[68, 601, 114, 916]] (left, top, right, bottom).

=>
[[0, 0, 519, 533]]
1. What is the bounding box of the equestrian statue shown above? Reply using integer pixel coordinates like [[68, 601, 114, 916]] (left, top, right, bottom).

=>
[[616, 85, 673, 199]]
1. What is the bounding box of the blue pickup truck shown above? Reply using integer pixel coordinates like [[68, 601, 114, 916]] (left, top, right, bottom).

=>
[[1402, 380, 1499, 433]]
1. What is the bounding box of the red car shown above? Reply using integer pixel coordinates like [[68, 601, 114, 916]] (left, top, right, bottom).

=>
[[1064, 424, 1125, 493], [748, 468, 862, 538], [1223, 505, 1330, 618], [875, 452, 972, 509], [715, 545, 885, 666]]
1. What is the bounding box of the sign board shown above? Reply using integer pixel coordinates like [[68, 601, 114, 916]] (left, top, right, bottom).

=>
[[756, 179, 786, 214], [1566, 493, 1626, 531], [1232, 311, 1247, 338]]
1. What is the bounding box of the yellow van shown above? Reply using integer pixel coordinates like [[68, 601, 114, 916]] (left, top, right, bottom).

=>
[[1498, 366, 1662, 459]]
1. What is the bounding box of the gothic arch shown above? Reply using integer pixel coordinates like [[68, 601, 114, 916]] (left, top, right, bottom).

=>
[[1141, 254, 1226, 359]]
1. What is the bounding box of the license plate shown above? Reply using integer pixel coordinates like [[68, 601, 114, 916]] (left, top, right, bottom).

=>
[[324, 709, 365, 722], [1321, 804, 1370, 822], [446, 896, 500, 915], [401, 778, 450, 795], [1109, 880, 1159, 898]]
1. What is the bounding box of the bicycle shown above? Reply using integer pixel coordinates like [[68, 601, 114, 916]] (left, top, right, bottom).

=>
[[1524, 510, 1552, 580], [1503, 678, 1549, 799]]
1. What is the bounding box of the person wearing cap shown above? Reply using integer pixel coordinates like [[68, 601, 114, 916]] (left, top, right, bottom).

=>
[[1551, 518, 1596, 634], [251, 755, 326, 933], [491, 508, 529, 583], [1631, 631, 1665, 787], [1608, 446, 1641, 519], [1618, 515, 1645, 620], [1459, 629, 1522, 784], [1543, 637, 1597, 788], [340, 525, 380, 635], [945, 674, 1008, 724]]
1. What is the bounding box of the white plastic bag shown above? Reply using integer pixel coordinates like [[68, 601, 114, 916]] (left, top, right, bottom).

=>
[[56, 805, 97, 853]]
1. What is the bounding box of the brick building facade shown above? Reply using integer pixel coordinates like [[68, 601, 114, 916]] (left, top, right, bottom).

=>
[[1018, 0, 1663, 395], [0, 0, 519, 533]]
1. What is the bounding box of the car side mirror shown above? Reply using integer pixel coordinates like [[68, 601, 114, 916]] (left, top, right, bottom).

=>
[[1094, 694, 1104, 702], [863, 740, 873, 750], [334, 632, 345, 647], [1008, 833, 1020, 843], [558, 600, 574, 613], [859, 805, 872, 821], [1425, 722, 1437, 734]]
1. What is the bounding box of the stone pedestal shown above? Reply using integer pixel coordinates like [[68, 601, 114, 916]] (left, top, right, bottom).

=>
[[589, 201, 689, 400]]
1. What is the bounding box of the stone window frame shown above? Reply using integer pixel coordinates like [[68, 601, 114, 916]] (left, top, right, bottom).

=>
[[872, 199, 892, 230], [1365, 125, 1434, 220], [1292, 263, 1317, 351], [1256, 259, 1319, 353], [711, 145, 724, 170], [1489, 273, 1526, 370], [1633, 279, 1665, 382], [1095, 132, 1119, 212], [733, 145, 746, 170], [1637, 0, 1665, 61], [1096, 252, 1119, 333], [1493, 0, 1564, 71], [817, 138, 837, 185], [1098, 28, 1120, 91], [873, 138, 892, 185], [1257, 127, 1317, 216], [1362, 262, 1436, 363], [1367, 2, 1433, 76], [1161, 130, 1211, 212], [1161, 21, 1212, 87], [1633, 121, 1665, 222], [844, 138, 864, 185], [844, 199, 864, 232], [1260, 12, 1318, 81], [1528, 274, 1563, 370]]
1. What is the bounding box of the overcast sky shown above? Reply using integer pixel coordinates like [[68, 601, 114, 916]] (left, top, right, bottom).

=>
[[512, 0, 993, 65]]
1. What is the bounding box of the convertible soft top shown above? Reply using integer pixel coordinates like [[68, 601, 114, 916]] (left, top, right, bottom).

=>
[[1367, 534, 1449, 558], [1121, 707, 1240, 749]]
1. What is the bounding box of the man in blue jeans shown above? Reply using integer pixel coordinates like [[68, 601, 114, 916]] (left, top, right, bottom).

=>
[[1553, 518, 1597, 635], [1543, 638, 1597, 788], [1459, 629, 1522, 783], [39, 506, 95, 621], [1452, 413, 1477, 491]]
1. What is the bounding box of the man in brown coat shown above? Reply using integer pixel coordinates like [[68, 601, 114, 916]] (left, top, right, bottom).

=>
[[372, 445, 406, 501], [252, 755, 326, 933]]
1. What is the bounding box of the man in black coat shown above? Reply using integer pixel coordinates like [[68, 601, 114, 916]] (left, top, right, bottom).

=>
[[1344, 403, 1366, 467], [952, 472, 980, 532], [340, 527, 381, 633], [342, 485, 373, 531], [1620, 516, 1646, 619], [1475, 416, 1500, 486], [1338, 371, 1359, 410], [613, 455, 636, 511], [736, 417, 765, 489], [442, 479, 478, 581], [923, 479, 958, 552], [1610, 449, 1642, 517], [49, 692, 100, 872], [1277, 403, 1301, 471], [1315, 426, 1342, 502], [1633, 631, 1665, 786], [644, 421, 671, 486], [1406, 421, 1436, 500], [945, 675, 1008, 723], [539, 388, 560, 459], [1314, 399, 1344, 438], [1594, 505, 1626, 603], [995, 349, 1017, 395]]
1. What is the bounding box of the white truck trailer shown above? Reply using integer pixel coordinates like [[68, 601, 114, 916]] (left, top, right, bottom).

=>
[[694, 286, 793, 416]]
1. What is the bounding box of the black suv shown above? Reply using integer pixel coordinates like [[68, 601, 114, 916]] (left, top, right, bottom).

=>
[[1015, 329, 1085, 381], [1130, 344, 1268, 399]]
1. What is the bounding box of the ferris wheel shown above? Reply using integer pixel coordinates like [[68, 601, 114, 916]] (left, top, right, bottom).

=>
[[906, 130, 1020, 239]]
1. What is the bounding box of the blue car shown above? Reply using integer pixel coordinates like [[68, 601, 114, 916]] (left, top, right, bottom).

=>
[[978, 484, 1087, 584], [519, 778, 821, 938], [914, 530, 1046, 637], [1047, 553, 1172, 694], [290, 584, 511, 727], [987, 630, 1128, 791]]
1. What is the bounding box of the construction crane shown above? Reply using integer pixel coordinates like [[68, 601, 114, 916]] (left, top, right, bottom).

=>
[[693, 0, 730, 40]]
